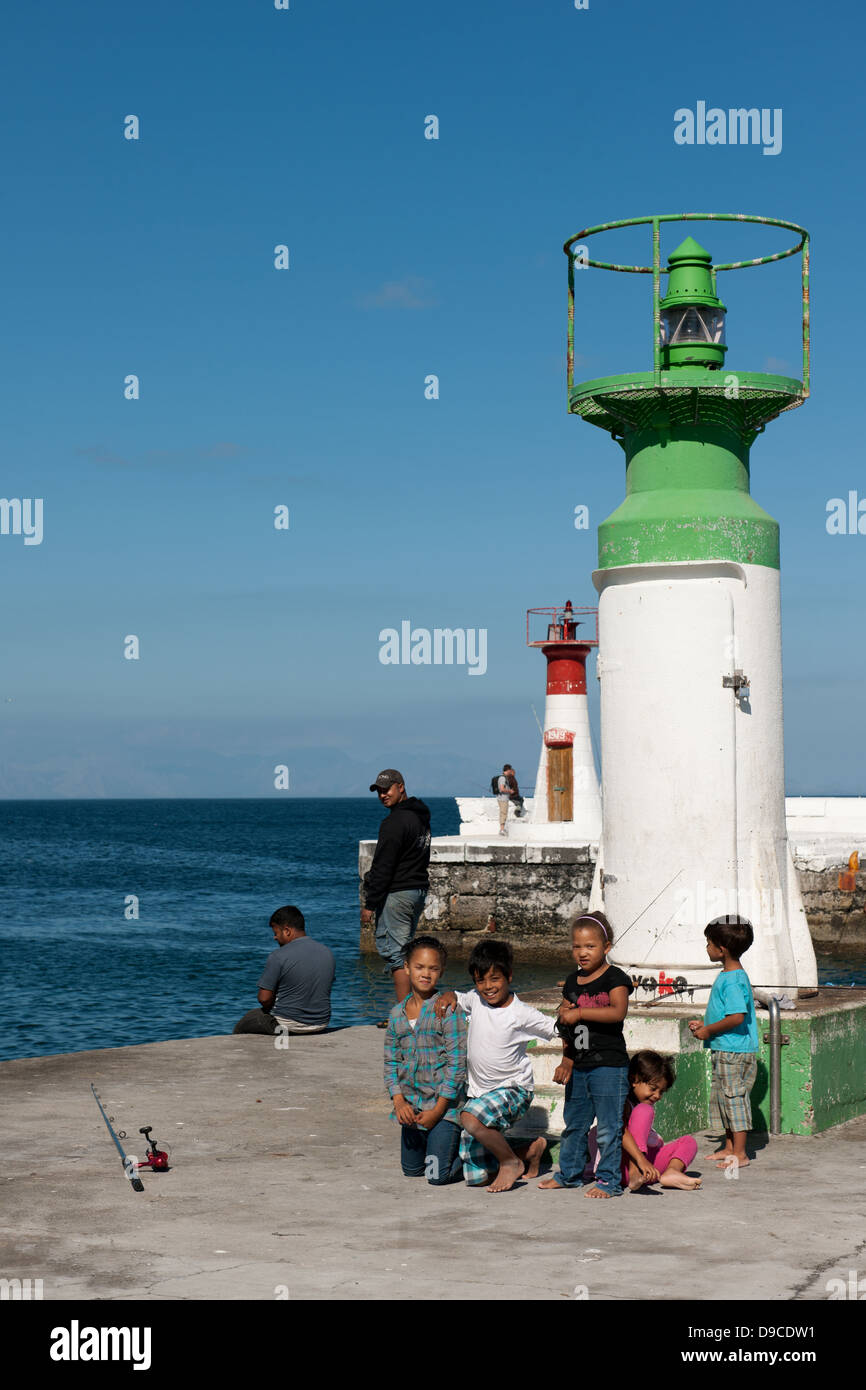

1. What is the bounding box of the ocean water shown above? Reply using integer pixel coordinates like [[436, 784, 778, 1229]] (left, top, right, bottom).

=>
[[0, 798, 862, 1063]]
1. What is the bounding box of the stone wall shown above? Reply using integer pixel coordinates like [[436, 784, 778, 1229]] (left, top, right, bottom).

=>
[[359, 839, 596, 962], [359, 839, 866, 959], [796, 863, 866, 948]]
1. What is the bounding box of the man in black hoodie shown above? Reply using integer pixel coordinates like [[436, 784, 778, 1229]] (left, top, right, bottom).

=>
[[361, 769, 432, 1002]]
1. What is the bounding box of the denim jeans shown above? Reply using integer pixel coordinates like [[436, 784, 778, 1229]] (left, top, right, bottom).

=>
[[375, 888, 427, 973], [556, 1065, 629, 1194], [400, 1117, 464, 1185]]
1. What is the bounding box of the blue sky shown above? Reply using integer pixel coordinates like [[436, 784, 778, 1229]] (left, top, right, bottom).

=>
[[1, 0, 863, 797]]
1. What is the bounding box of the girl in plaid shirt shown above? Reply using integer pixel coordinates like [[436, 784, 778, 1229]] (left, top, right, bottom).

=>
[[384, 936, 467, 1185]]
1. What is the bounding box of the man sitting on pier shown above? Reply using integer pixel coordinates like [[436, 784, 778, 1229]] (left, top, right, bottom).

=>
[[254, 905, 336, 1034]]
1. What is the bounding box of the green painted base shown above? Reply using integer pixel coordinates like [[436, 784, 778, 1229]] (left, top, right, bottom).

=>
[[626, 991, 866, 1137], [515, 992, 866, 1166]]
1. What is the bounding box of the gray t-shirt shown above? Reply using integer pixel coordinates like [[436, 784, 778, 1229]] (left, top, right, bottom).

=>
[[258, 936, 336, 1026]]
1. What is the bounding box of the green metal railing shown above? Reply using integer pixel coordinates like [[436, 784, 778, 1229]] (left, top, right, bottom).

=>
[[564, 213, 810, 395]]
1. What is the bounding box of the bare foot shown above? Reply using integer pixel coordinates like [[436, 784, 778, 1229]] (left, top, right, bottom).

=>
[[538, 1176, 566, 1190], [660, 1171, 702, 1190], [487, 1159, 523, 1193], [703, 1147, 732, 1160], [584, 1184, 613, 1199], [628, 1171, 653, 1191], [714, 1154, 750, 1169], [522, 1137, 547, 1178]]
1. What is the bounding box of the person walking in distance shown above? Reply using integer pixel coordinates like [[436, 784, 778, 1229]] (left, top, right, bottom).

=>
[[496, 766, 512, 836], [504, 764, 524, 818], [361, 770, 432, 1004]]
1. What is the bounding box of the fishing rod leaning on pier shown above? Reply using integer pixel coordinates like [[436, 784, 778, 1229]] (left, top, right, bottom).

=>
[[90, 1082, 145, 1192], [90, 1082, 170, 1192]]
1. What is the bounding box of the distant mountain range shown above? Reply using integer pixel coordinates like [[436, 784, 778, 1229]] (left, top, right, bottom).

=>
[[0, 721, 508, 799]]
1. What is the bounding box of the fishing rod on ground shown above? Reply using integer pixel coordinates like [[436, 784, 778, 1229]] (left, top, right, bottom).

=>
[[90, 1082, 170, 1192], [91, 1083, 144, 1192]]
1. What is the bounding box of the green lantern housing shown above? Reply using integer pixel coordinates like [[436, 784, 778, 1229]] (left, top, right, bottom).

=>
[[563, 213, 810, 571], [658, 236, 727, 370]]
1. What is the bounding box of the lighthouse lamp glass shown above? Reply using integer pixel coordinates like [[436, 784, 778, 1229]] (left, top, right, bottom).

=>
[[660, 305, 726, 347]]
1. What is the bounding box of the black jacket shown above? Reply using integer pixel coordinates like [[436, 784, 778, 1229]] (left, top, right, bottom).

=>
[[363, 797, 431, 910]]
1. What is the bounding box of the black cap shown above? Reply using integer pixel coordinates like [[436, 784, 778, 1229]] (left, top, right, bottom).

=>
[[369, 769, 404, 793]]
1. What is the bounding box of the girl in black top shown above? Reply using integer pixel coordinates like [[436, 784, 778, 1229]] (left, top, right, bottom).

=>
[[539, 912, 633, 1198]]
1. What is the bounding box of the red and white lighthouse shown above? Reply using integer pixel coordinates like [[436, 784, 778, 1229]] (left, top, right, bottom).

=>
[[527, 602, 602, 840]]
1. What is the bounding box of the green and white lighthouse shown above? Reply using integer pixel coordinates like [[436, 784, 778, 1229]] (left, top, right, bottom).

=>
[[565, 214, 818, 996]]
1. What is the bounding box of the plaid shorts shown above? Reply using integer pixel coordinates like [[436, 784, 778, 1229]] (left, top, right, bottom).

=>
[[458, 1085, 534, 1185], [709, 1051, 757, 1134]]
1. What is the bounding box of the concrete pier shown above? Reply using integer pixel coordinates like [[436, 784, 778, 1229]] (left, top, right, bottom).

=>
[[2, 1030, 864, 1302]]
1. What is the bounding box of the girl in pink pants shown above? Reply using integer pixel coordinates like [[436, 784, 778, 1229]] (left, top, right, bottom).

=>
[[621, 1050, 701, 1191]]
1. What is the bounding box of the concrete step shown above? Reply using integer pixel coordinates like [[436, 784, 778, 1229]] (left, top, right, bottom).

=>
[[530, 1044, 568, 1088], [508, 1085, 568, 1139]]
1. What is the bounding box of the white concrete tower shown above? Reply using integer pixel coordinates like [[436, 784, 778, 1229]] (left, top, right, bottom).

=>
[[565, 214, 817, 998]]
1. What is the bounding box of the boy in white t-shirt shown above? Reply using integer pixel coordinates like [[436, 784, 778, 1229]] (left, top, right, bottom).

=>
[[436, 940, 557, 1192]]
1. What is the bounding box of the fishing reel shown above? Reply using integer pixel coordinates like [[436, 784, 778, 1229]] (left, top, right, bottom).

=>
[[134, 1126, 170, 1172]]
